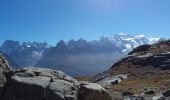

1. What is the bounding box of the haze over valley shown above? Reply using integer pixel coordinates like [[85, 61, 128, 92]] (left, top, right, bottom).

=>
[[0, 33, 160, 76], [1, 0, 170, 100]]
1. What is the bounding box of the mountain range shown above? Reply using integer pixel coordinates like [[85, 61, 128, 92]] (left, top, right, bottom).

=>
[[0, 39, 170, 100], [0, 40, 51, 67], [0, 33, 161, 76]]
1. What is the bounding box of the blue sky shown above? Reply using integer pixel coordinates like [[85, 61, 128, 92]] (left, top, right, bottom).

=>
[[0, 0, 170, 45]]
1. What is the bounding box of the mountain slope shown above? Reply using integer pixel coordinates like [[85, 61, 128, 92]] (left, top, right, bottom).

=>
[[108, 40, 170, 76], [36, 34, 160, 76], [104, 33, 160, 52], [0, 40, 51, 67], [35, 38, 125, 76], [90, 40, 170, 99], [0, 34, 161, 76]]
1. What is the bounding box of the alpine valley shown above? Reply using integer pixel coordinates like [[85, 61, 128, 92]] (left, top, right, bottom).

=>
[[0, 34, 161, 76]]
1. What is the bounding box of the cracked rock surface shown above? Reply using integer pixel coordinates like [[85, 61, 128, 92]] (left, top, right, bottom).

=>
[[0, 54, 10, 97], [1, 67, 78, 100], [78, 82, 112, 100], [0, 53, 116, 100]]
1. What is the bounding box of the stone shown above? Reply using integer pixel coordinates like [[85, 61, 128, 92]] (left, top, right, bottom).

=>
[[78, 82, 112, 100], [95, 74, 128, 87], [122, 92, 134, 97], [152, 94, 165, 100], [162, 90, 170, 97], [0, 54, 11, 96], [145, 90, 156, 95], [123, 95, 145, 100], [1, 67, 78, 100]]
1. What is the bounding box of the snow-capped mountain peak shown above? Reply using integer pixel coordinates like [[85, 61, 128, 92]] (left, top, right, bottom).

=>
[[103, 33, 161, 52], [0, 34, 161, 68], [134, 34, 145, 38], [0, 40, 51, 67]]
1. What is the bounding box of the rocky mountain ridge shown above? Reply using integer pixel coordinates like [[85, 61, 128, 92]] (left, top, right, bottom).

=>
[[0, 34, 161, 76], [36, 34, 160, 76], [0, 40, 51, 67], [1, 40, 170, 100]]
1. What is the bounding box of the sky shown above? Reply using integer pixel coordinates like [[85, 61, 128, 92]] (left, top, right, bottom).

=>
[[0, 0, 170, 46]]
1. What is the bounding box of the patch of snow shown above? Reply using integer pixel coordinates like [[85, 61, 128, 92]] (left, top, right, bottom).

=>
[[45, 45, 51, 48], [135, 34, 145, 38], [32, 51, 43, 58], [107, 33, 160, 52], [119, 32, 126, 37], [125, 44, 132, 49], [122, 38, 134, 41], [122, 49, 128, 52], [27, 45, 31, 48]]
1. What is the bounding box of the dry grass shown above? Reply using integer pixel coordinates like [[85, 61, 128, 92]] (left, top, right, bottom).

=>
[[107, 40, 170, 97], [75, 76, 92, 81], [111, 74, 170, 94]]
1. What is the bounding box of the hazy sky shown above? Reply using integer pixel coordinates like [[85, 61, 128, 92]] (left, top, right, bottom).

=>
[[0, 0, 170, 45]]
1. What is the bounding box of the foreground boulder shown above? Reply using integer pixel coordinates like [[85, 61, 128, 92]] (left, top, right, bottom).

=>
[[0, 54, 10, 86], [0, 54, 10, 96], [78, 82, 112, 100], [0, 54, 111, 100], [1, 67, 78, 100]]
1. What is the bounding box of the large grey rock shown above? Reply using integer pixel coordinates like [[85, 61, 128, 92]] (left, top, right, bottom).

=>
[[78, 82, 112, 100], [1, 67, 78, 100], [95, 74, 128, 87], [162, 90, 170, 97], [152, 94, 165, 100], [0, 54, 10, 96]]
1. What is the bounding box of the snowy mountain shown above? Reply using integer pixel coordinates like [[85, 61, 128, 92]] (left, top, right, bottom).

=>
[[106, 33, 160, 52], [0, 40, 51, 67], [0, 34, 161, 76], [35, 34, 161, 76]]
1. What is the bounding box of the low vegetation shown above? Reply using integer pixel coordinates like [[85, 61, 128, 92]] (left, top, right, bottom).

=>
[[111, 74, 170, 94]]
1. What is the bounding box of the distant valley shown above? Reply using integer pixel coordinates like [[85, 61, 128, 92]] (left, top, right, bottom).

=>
[[0, 34, 161, 76]]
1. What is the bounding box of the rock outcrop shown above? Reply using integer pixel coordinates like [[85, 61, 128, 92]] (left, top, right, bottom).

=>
[[0, 54, 10, 96], [1, 67, 78, 100], [78, 82, 112, 100], [0, 53, 112, 100], [108, 40, 170, 77], [93, 74, 128, 88]]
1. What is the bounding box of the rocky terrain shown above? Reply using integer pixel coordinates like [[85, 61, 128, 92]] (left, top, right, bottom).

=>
[[0, 54, 112, 100], [36, 34, 161, 76], [0, 34, 160, 76], [87, 40, 170, 100], [0, 40, 170, 100]]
